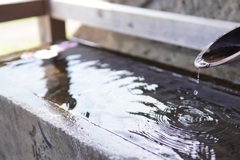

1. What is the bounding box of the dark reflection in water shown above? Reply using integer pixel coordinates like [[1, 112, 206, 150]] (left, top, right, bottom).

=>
[[1, 44, 240, 159], [42, 58, 77, 110]]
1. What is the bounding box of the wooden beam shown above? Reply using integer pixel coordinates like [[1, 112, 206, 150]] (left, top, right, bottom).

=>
[[38, 15, 66, 44], [38, 15, 51, 44], [49, 0, 239, 50], [0, 0, 46, 22], [49, 17, 66, 43]]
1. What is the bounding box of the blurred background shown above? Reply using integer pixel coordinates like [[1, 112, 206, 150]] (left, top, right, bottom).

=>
[[0, 17, 80, 56]]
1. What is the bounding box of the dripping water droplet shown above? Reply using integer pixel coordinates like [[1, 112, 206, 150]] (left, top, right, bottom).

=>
[[194, 69, 200, 95], [194, 90, 198, 95], [197, 69, 200, 84], [196, 78, 199, 84]]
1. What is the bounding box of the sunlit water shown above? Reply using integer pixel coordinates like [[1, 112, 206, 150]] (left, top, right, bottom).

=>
[[1, 45, 240, 159]]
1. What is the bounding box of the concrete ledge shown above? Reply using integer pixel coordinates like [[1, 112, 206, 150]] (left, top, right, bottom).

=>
[[0, 83, 160, 159]]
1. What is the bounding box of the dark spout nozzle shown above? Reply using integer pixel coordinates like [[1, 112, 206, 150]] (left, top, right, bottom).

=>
[[194, 26, 240, 69]]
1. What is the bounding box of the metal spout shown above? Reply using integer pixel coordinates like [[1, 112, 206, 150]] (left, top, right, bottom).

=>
[[194, 26, 240, 69]]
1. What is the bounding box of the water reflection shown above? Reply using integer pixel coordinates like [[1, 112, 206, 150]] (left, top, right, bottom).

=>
[[63, 52, 240, 159], [42, 58, 77, 110], [1, 45, 240, 159]]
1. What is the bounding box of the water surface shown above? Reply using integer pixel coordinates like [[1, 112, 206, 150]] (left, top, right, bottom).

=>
[[1, 44, 240, 159]]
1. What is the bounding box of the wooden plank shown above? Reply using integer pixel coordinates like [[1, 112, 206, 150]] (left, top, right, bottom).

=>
[[49, 17, 66, 43], [49, 0, 239, 50], [38, 15, 66, 44], [38, 15, 51, 44], [0, 0, 46, 22]]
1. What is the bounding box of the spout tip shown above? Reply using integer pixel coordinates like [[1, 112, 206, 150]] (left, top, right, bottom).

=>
[[194, 26, 240, 69], [194, 46, 240, 69], [194, 45, 211, 69], [194, 57, 210, 69]]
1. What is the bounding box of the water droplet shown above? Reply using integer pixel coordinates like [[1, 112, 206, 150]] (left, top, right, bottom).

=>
[[193, 69, 200, 95], [194, 90, 198, 95], [196, 69, 200, 84], [196, 78, 199, 84]]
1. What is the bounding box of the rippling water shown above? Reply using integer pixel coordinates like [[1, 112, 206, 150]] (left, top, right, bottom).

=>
[[1, 45, 240, 159]]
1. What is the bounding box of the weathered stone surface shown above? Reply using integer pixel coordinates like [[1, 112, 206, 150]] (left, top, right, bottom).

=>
[[148, 0, 240, 22], [107, 0, 240, 22], [0, 81, 160, 160]]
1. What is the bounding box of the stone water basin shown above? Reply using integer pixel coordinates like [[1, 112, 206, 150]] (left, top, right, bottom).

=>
[[0, 43, 240, 160]]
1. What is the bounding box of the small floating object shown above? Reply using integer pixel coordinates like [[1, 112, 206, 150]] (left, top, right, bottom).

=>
[[34, 49, 58, 59], [34, 41, 78, 59], [59, 41, 78, 49], [194, 26, 240, 68]]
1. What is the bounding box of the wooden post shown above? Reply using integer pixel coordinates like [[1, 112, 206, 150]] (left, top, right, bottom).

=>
[[38, 0, 66, 45], [38, 15, 51, 45], [0, 0, 46, 22], [49, 17, 66, 43]]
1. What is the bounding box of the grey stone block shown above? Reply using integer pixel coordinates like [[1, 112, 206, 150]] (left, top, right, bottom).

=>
[[107, 0, 240, 22], [0, 85, 159, 160]]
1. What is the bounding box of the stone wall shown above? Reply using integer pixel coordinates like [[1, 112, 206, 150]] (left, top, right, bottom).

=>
[[106, 0, 240, 22]]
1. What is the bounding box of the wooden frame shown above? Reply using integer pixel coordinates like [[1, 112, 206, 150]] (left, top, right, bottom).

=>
[[0, 0, 46, 22], [49, 0, 239, 50], [0, 0, 239, 50], [0, 0, 66, 44]]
